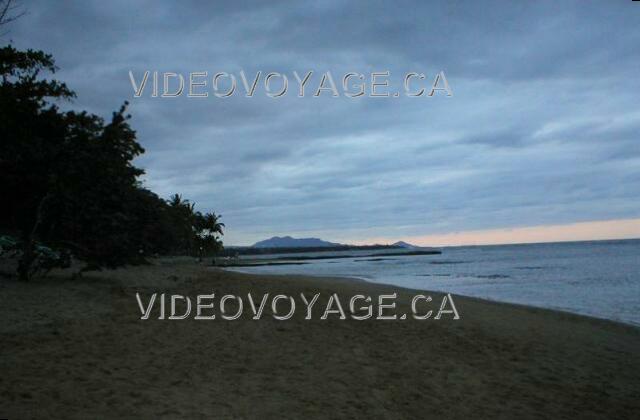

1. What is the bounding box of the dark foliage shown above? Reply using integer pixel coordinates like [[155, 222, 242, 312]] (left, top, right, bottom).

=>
[[0, 45, 223, 280]]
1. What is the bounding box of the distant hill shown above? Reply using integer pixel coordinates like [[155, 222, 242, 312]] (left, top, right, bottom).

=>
[[392, 241, 427, 249], [252, 236, 342, 248], [392, 240, 417, 248]]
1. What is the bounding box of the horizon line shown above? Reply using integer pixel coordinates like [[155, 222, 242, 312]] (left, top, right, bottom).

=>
[[228, 218, 640, 248], [350, 218, 640, 248]]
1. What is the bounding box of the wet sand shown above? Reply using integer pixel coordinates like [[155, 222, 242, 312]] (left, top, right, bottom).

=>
[[1, 261, 639, 419]]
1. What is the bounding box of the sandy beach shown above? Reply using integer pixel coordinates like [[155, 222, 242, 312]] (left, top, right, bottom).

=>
[[1, 261, 639, 419]]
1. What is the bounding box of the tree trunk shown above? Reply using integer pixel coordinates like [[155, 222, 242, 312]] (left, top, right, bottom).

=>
[[17, 235, 34, 282], [17, 193, 51, 281]]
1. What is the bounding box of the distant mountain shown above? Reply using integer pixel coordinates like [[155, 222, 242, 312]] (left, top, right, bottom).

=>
[[392, 241, 424, 249], [252, 236, 342, 248]]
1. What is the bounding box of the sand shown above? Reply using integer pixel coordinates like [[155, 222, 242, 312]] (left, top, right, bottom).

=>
[[1, 260, 639, 419]]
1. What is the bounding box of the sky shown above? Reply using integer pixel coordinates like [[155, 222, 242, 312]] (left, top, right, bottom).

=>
[[5, 0, 640, 246]]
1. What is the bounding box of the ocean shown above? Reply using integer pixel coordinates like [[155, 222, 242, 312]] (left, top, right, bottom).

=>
[[228, 239, 640, 326]]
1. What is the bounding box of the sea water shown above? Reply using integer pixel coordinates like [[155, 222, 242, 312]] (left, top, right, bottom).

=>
[[228, 239, 640, 326]]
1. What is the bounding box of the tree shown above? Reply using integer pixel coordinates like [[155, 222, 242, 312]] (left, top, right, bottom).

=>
[[0, 46, 75, 280], [1, 46, 145, 278], [0, 0, 25, 33], [193, 211, 225, 259], [165, 194, 224, 257], [0, 44, 224, 280]]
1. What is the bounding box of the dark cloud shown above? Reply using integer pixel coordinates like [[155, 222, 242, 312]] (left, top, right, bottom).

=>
[[6, 0, 640, 244]]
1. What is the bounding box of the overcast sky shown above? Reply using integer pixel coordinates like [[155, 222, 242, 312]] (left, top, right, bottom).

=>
[[6, 0, 640, 245]]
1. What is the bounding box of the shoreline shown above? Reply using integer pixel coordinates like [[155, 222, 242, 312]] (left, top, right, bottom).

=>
[[222, 266, 640, 329], [2, 261, 639, 418]]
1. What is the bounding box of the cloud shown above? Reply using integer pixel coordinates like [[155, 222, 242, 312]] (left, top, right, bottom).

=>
[[6, 0, 640, 245]]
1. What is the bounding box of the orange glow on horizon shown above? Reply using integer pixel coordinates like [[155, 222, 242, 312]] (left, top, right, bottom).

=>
[[354, 218, 640, 247]]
